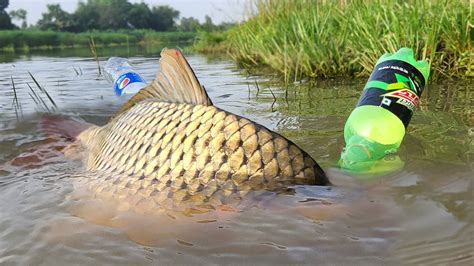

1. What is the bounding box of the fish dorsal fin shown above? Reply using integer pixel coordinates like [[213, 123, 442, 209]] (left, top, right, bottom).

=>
[[114, 48, 212, 116]]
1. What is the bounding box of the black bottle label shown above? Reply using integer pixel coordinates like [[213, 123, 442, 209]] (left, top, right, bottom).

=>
[[356, 60, 426, 128]]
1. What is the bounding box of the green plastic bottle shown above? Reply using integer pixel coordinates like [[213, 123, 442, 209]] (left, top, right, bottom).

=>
[[340, 48, 430, 171]]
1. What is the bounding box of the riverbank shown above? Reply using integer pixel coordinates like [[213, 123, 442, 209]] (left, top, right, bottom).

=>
[[195, 0, 472, 81], [0, 30, 197, 51]]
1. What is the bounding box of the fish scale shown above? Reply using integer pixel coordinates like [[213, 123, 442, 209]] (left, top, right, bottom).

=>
[[79, 100, 325, 207], [76, 48, 328, 211]]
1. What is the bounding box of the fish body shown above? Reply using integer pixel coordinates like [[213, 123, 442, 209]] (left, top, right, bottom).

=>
[[76, 49, 328, 208]]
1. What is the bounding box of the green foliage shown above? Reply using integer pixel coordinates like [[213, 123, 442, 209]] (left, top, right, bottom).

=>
[[226, 0, 472, 80], [139, 31, 196, 43], [73, 1, 100, 31], [37, 4, 76, 31], [0, 0, 8, 10], [179, 17, 201, 32], [201, 16, 215, 32], [61, 0, 134, 31], [0, 30, 197, 50], [32, 0, 232, 33], [95, 0, 133, 30], [0, 10, 13, 29], [0, 0, 13, 29], [193, 31, 230, 53], [127, 3, 153, 29], [9, 9, 26, 20], [180, 16, 236, 33], [36, 0, 181, 32], [9, 9, 27, 28], [148, 6, 180, 31]]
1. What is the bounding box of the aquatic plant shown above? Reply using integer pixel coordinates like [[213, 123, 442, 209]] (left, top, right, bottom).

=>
[[10, 76, 21, 120], [28, 71, 57, 112], [26, 82, 50, 113], [225, 0, 472, 81], [7, 72, 57, 118], [89, 36, 101, 75]]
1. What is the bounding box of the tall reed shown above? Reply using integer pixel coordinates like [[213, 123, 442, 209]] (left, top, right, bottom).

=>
[[89, 37, 101, 75], [227, 0, 472, 81]]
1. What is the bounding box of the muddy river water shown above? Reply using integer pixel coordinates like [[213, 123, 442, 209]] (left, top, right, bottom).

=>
[[0, 45, 472, 265]]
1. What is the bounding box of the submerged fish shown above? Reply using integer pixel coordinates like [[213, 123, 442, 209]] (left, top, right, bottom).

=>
[[71, 49, 329, 210]]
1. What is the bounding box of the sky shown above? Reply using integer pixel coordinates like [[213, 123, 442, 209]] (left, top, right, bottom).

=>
[[7, 0, 249, 27]]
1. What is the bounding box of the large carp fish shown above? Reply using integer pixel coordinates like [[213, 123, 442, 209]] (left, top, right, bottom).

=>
[[62, 48, 329, 212]]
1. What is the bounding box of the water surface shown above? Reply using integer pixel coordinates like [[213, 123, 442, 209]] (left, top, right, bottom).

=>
[[0, 46, 472, 265]]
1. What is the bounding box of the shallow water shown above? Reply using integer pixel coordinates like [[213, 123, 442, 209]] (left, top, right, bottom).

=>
[[0, 45, 472, 265]]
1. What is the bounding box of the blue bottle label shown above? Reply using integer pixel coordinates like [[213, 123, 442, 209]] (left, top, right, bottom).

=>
[[114, 72, 146, 96]]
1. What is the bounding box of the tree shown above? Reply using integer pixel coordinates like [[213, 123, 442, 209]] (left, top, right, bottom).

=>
[[73, 0, 100, 31], [9, 9, 27, 28], [127, 2, 152, 29], [97, 0, 132, 30], [0, 0, 8, 10], [37, 4, 75, 31], [201, 15, 216, 32], [178, 17, 200, 32], [0, 0, 13, 29], [148, 5, 179, 31], [32, 0, 205, 32], [216, 22, 237, 31], [0, 11, 13, 29], [73, 0, 133, 31]]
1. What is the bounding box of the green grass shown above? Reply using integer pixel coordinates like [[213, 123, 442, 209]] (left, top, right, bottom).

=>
[[137, 31, 197, 44], [219, 0, 472, 81], [193, 31, 230, 53], [0, 30, 197, 51]]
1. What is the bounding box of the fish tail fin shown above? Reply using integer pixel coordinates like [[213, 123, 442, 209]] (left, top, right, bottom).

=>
[[40, 114, 92, 140]]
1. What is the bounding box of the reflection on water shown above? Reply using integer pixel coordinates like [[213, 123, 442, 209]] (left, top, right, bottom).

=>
[[0, 43, 191, 64], [0, 46, 472, 265]]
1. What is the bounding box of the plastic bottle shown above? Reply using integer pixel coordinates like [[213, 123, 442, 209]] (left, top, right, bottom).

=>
[[340, 48, 430, 171], [104, 57, 147, 96]]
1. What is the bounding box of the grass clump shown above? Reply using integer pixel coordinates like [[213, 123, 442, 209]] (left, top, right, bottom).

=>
[[226, 0, 472, 81]]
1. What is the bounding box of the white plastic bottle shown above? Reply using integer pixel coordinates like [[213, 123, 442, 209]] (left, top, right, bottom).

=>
[[104, 57, 147, 96]]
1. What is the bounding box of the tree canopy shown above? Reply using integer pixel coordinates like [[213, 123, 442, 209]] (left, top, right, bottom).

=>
[[0, 0, 9, 10], [9, 9, 27, 28], [0, 0, 13, 29], [179, 17, 201, 32], [36, 0, 183, 32], [3, 0, 236, 32], [37, 4, 76, 31]]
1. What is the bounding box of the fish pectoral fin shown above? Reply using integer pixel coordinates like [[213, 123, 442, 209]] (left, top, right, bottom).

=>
[[114, 48, 213, 117], [40, 114, 93, 140], [62, 140, 85, 161]]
